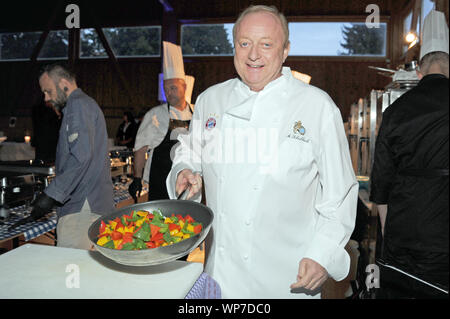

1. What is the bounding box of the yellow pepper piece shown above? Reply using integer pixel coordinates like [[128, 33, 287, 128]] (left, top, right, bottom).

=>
[[137, 211, 148, 217], [97, 236, 109, 246], [135, 219, 145, 228], [109, 221, 117, 229], [114, 239, 123, 249], [162, 242, 169, 247], [124, 226, 134, 233], [174, 232, 184, 237], [186, 224, 194, 233], [179, 220, 185, 229], [170, 229, 179, 236], [116, 227, 125, 234], [183, 233, 191, 240], [164, 217, 173, 224]]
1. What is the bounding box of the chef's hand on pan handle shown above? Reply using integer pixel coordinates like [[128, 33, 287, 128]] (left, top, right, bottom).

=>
[[128, 177, 142, 203], [30, 192, 56, 220], [176, 169, 202, 200], [290, 258, 329, 291]]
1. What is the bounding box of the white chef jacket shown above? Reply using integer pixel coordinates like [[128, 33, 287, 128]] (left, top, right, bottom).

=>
[[167, 67, 358, 299], [134, 103, 193, 183]]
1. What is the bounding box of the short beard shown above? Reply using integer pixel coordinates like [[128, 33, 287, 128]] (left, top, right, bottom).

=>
[[51, 85, 68, 111]]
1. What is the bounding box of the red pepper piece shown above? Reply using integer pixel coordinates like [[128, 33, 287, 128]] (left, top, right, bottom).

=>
[[151, 232, 164, 242], [169, 223, 181, 232], [122, 232, 133, 244], [146, 241, 156, 249], [193, 224, 202, 234], [185, 214, 194, 224], [150, 224, 160, 238], [99, 220, 106, 234], [111, 231, 123, 240]]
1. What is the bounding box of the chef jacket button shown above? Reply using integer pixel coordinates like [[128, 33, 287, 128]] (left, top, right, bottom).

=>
[[243, 254, 249, 260], [245, 219, 251, 226], [219, 246, 225, 253]]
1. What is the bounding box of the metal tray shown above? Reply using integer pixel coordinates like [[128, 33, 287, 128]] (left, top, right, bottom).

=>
[[88, 200, 214, 266]]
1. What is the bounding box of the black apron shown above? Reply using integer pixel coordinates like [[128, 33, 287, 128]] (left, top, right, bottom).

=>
[[148, 105, 191, 201]]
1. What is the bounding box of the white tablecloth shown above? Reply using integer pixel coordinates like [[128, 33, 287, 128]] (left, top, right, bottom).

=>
[[0, 244, 204, 299], [0, 142, 35, 161]]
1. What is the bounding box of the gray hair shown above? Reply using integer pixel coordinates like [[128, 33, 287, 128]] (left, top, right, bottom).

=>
[[419, 51, 449, 77], [39, 63, 76, 84], [232, 5, 290, 48]]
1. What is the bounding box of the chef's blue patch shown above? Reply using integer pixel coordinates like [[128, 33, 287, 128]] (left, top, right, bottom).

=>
[[205, 117, 217, 130]]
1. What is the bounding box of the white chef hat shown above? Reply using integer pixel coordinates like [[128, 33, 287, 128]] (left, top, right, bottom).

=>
[[291, 70, 312, 84], [184, 75, 195, 105], [163, 41, 186, 80], [420, 10, 449, 60]]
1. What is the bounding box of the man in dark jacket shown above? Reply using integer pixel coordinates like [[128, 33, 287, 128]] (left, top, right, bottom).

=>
[[370, 50, 449, 298]]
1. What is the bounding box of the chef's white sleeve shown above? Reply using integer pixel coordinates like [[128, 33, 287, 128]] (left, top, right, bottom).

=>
[[134, 108, 166, 151], [166, 99, 204, 200], [303, 105, 358, 281]]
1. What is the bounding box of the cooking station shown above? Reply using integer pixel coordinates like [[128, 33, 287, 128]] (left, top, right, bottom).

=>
[[0, 160, 57, 249], [0, 154, 148, 250]]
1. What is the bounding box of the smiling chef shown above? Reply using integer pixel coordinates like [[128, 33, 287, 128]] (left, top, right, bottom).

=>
[[166, 5, 358, 299]]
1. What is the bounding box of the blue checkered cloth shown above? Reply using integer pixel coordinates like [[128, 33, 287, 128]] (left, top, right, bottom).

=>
[[113, 181, 149, 204], [185, 272, 221, 299], [0, 205, 57, 242]]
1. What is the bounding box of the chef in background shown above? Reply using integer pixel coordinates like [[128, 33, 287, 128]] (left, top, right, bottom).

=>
[[370, 10, 449, 299], [166, 5, 357, 298], [128, 41, 195, 202], [34, 63, 114, 249]]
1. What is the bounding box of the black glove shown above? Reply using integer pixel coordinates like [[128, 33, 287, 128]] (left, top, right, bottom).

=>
[[30, 192, 56, 220], [128, 177, 142, 203]]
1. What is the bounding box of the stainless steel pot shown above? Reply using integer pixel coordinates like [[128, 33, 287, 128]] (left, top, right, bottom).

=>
[[88, 200, 214, 266]]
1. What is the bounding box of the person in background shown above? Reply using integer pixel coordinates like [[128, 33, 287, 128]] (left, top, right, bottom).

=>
[[31, 100, 62, 164], [166, 5, 357, 298], [128, 41, 194, 202], [370, 10, 449, 299], [33, 63, 114, 250], [116, 111, 137, 149]]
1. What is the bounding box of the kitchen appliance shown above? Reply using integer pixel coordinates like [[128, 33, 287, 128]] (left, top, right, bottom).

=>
[[0, 173, 36, 219], [349, 67, 420, 184], [0, 160, 56, 219], [109, 148, 134, 182], [88, 200, 214, 266]]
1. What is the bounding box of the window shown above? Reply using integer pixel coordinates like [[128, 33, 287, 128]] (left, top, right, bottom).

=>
[[289, 22, 387, 56], [421, 0, 435, 34], [181, 24, 234, 56], [80, 28, 107, 58], [0, 31, 42, 60], [102, 26, 161, 57], [38, 30, 69, 60]]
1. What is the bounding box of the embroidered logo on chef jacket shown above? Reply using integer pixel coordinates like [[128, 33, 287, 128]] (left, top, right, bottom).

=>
[[205, 117, 217, 130], [293, 121, 306, 135], [287, 121, 310, 143]]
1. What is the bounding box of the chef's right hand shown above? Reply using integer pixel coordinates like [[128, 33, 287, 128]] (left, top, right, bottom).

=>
[[128, 177, 142, 202], [176, 169, 202, 200], [31, 192, 56, 220]]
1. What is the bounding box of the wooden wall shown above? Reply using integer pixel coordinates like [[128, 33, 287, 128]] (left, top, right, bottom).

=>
[[0, 0, 411, 141]]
